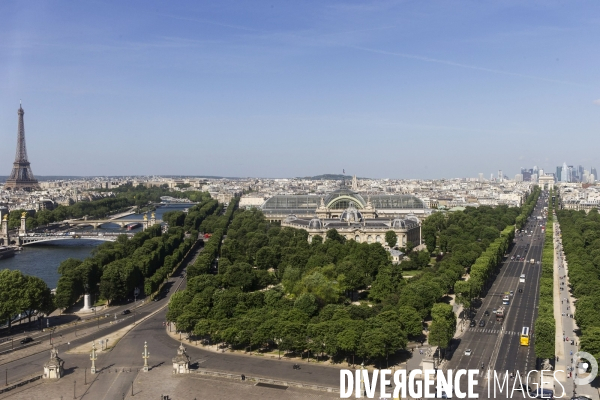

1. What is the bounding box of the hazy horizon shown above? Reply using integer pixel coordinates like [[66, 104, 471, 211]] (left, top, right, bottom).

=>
[[1, 1, 599, 178]]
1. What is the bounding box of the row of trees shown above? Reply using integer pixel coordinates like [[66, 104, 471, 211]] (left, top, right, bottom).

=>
[[54, 194, 219, 308], [452, 187, 540, 309], [187, 197, 240, 278], [98, 183, 210, 205], [556, 205, 600, 364], [168, 197, 534, 365], [534, 191, 555, 360], [55, 225, 163, 308], [0, 269, 54, 330]]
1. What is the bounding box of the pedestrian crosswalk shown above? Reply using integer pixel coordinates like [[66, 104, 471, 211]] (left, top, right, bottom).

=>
[[470, 328, 534, 337]]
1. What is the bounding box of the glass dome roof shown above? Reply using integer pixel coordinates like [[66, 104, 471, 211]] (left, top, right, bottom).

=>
[[324, 188, 366, 209]]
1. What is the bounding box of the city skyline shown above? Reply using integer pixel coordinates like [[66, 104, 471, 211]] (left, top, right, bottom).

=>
[[1, 1, 599, 178]]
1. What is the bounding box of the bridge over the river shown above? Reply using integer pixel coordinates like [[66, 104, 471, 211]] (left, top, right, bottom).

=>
[[65, 218, 163, 228], [0, 212, 162, 246], [19, 231, 134, 245]]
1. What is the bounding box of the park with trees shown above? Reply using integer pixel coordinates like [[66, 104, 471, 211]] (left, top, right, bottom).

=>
[[168, 187, 540, 366]]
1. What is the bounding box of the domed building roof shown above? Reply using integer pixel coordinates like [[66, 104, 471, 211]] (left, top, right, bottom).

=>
[[284, 214, 298, 223], [308, 218, 323, 229], [406, 213, 420, 223], [391, 218, 407, 229], [340, 205, 363, 223]]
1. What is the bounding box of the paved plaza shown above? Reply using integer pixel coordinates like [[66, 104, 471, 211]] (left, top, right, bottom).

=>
[[0, 364, 339, 400]]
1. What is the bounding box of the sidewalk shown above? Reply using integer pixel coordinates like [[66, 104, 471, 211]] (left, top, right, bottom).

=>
[[553, 220, 599, 400]]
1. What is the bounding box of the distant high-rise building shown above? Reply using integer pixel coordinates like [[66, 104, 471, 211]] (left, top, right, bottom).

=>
[[498, 170, 503, 182], [578, 165, 584, 182], [4, 104, 40, 191], [556, 166, 562, 182], [521, 168, 533, 182], [568, 165, 574, 182], [478, 173, 484, 182], [591, 167, 597, 179], [539, 169, 544, 177], [562, 162, 568, 182], [515, 174, 523, 182]]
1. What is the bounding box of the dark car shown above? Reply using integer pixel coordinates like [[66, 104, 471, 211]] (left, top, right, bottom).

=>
[[484, 310, 490, 316], [469, 320, 477, 327], [122, 309, 131, 315], [530, 389, 553, 399], [479, 320, 485, 327], [20, 337, 33, 344]]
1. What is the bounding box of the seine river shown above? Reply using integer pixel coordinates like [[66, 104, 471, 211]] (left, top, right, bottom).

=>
[[0, 204, 192, 289]]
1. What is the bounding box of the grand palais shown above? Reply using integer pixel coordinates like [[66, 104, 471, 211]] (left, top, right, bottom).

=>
[[261, 187, 428, 247]]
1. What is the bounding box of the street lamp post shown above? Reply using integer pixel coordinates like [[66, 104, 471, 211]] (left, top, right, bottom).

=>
[[90, 341, 97, 374], [142, 341, 149, 372], [73, 380, 76, 399], [274, 338, 282, 360]]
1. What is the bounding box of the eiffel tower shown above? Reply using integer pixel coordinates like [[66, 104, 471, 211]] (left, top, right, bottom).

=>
[[4, 104, 40, 191]]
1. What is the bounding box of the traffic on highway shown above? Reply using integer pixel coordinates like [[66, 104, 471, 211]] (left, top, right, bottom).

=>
[[445, 192, 549, 398]]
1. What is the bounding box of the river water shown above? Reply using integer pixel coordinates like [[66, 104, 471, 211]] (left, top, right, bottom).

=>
[[0, 204, 193, 288]]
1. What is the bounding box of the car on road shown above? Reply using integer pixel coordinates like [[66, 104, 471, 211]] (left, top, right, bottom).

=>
[[469, 320, 476, 327], [510, 290, 514, 296], [484, 310, 490, 316], [479, 320, 485, 327], [464, 349, 471, 356], [530, 388, 554, 399], [20, 337, 33, 344], [122, 309, 131, 315], [492, 308, 497, 314]]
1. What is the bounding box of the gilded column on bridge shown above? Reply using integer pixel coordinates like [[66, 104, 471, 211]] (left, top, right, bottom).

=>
[[19, 212, 27, 236], [0, 215, 8, 245]]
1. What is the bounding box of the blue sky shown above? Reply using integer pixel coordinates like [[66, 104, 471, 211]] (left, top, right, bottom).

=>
[[0, 0, 599, 178]]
